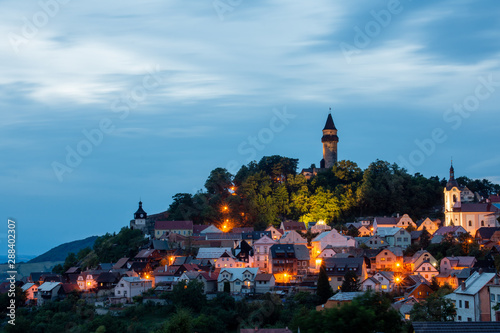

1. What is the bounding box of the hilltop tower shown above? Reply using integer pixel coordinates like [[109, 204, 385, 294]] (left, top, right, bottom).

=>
[[320, 113, 339, 169], [444, 162, 460, 214]]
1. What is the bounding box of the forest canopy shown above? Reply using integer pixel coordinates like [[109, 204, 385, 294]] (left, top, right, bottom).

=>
[[167, 155, 500, 230]]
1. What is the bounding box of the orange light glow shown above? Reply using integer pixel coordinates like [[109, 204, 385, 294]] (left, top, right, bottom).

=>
[[223, 206, 228, 211], [395, 277, 400, 283], [87, 282, 91, 286], [396, 262, 400, 267], [315, 259, 322, 266]]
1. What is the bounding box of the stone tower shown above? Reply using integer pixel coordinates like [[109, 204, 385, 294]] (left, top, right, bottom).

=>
[[320, 113, 339, 169]]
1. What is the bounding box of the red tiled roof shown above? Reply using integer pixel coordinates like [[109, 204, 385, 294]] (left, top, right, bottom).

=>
[[193, 224, 209, 234], [155, 220, 193, 230], [458, 203, 500, 213], [255, 273, 274, 281]]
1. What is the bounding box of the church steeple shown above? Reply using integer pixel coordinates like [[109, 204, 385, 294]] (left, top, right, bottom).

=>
[[449, 160, 455, 181], [320, 109, 339, 169], [134, 201, 147, 219]]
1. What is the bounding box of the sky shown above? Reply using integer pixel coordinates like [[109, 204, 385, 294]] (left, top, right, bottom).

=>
[[1, 0, 500, 257]]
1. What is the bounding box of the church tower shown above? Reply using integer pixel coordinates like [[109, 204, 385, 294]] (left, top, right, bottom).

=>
[[134, 201, 147, 226], [444, 162, 461, 225], [320, 113, 339, 169]]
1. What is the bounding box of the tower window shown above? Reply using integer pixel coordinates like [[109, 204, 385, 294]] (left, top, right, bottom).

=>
[[481, 220, 484, 226], [468, 221, 472, 227]]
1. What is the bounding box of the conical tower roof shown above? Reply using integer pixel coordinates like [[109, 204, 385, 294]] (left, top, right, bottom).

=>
[[323, 113, 337, 130]]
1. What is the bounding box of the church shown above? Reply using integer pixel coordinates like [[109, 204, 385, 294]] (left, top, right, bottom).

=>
[[301, 113, 339, 179], [443, 163, 500, 235]]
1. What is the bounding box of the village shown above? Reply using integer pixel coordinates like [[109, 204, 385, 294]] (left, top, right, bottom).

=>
[[4, 114, 500, 332]]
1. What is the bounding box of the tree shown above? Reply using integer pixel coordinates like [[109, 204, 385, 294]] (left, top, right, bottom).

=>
[[158, 309, 193, 333], [316, 265, 333, 303], [420, 227, 431, 249], [410, 294, 456, 321], [341, 270, 360, 292], [170, 280, 207, 313]]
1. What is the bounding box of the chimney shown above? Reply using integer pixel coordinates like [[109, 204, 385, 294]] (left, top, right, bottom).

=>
[[479, 268, 483, 275], [397, 213, 400, 218], [461, 282, 466, 291]]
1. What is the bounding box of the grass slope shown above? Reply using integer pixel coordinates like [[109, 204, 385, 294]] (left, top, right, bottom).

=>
[[28, 235, 99, 263]]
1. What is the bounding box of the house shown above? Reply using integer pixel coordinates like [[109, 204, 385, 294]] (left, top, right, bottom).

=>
[[406, 282, 434, 301], [21, 283, 38, 305], [362, 271, 395, 292], [96, 272, 121, 290], [488, 278, 500, 321], [113, 257, 129, 270], [316, 291, 365, 311], [440, 256, 477, 274], [154, 220, 193, 239], [475, 227, 500, 243], [278, 230, 307, 245], [392, 296, 419, 321], [373, 214, 416, 231], [215, 251, 251, 269], [323, 257, 368, 291], [178, 270, 219, 293], [241, 231, 272, 246], [404, 250, 437, 274], [134, 249, 162, 262], [77, 271, 100, 291], [253, 235, 277, 273], [435, 268, 472, 290], [375, 227, 411, 249], [265, 226, 284, 241], [445, 270, 497, 321], [417, 218, 440, 234], [234, 240, 254, 263], [114, 277, 153, 302], [431, 226, 468, 244], [358, 235, 386, 249], [413, 261, 439, 282], [197, 247, 233, 264], [310, 220, 332, 233], [280, 221, 306, 232], [311, 229, 356, 256], [269, 244, 310, 282], [317, 245, 336, 259], [374, 247, 403, 271], [255, 273, 276, 294], [217, 268, 259, 293], [36, 282, 62, 306]]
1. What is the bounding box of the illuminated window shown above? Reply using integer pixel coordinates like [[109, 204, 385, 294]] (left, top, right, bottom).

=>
[[381, 285, 387, 290], [405, 314, 410, 320]]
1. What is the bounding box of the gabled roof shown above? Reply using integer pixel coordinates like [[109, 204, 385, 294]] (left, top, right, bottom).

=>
[[375, 217, 399, 225], [475, 227, 500, 239], [21, 283, 36, 291], [459, 203, 500, 213], [281, 221, 306, 231], [270, 244, 296, 259], [113, 257, 129, 270], [443, 256, 476, 268], [96, 272, 121, 283], [453, 271, 496, 295], [65, 267, 81, 274], [433, 226, 466, 236], [293, 244, 310, 261], [232, 227, 254, 233], [217, 267, 259, 282], [155, 220, 193, 230], [376, 227, 405, 237], [255, 273, 274, 282], [152, 239, 170, 250], [197, 247, 232, 259], [378, 247, 403, 257], [38, 282, 61, 292], [193, 224, 210, 234]]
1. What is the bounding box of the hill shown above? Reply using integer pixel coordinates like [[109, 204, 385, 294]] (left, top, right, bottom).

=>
[[28, 235, 99, 263]]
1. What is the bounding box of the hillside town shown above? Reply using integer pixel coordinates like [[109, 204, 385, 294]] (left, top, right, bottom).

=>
[[3, 115, 500, 332]]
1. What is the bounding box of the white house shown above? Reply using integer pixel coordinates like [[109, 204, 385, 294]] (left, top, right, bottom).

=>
[[217, 268, 259, 293], [278, 230, 307, 245], [445, 271, 496, 322], [311, 229, 356, 256], [36, 282, 62, 306], [253, 235, 277, 273], [254, 273, 275, 294], [114, 277, 152, 302]]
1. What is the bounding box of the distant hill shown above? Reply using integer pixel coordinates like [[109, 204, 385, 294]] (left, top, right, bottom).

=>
[[28, 236, 99, 263]]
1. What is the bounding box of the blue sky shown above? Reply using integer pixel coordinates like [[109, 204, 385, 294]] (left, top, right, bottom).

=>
[[1, 0, 500, 256]]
